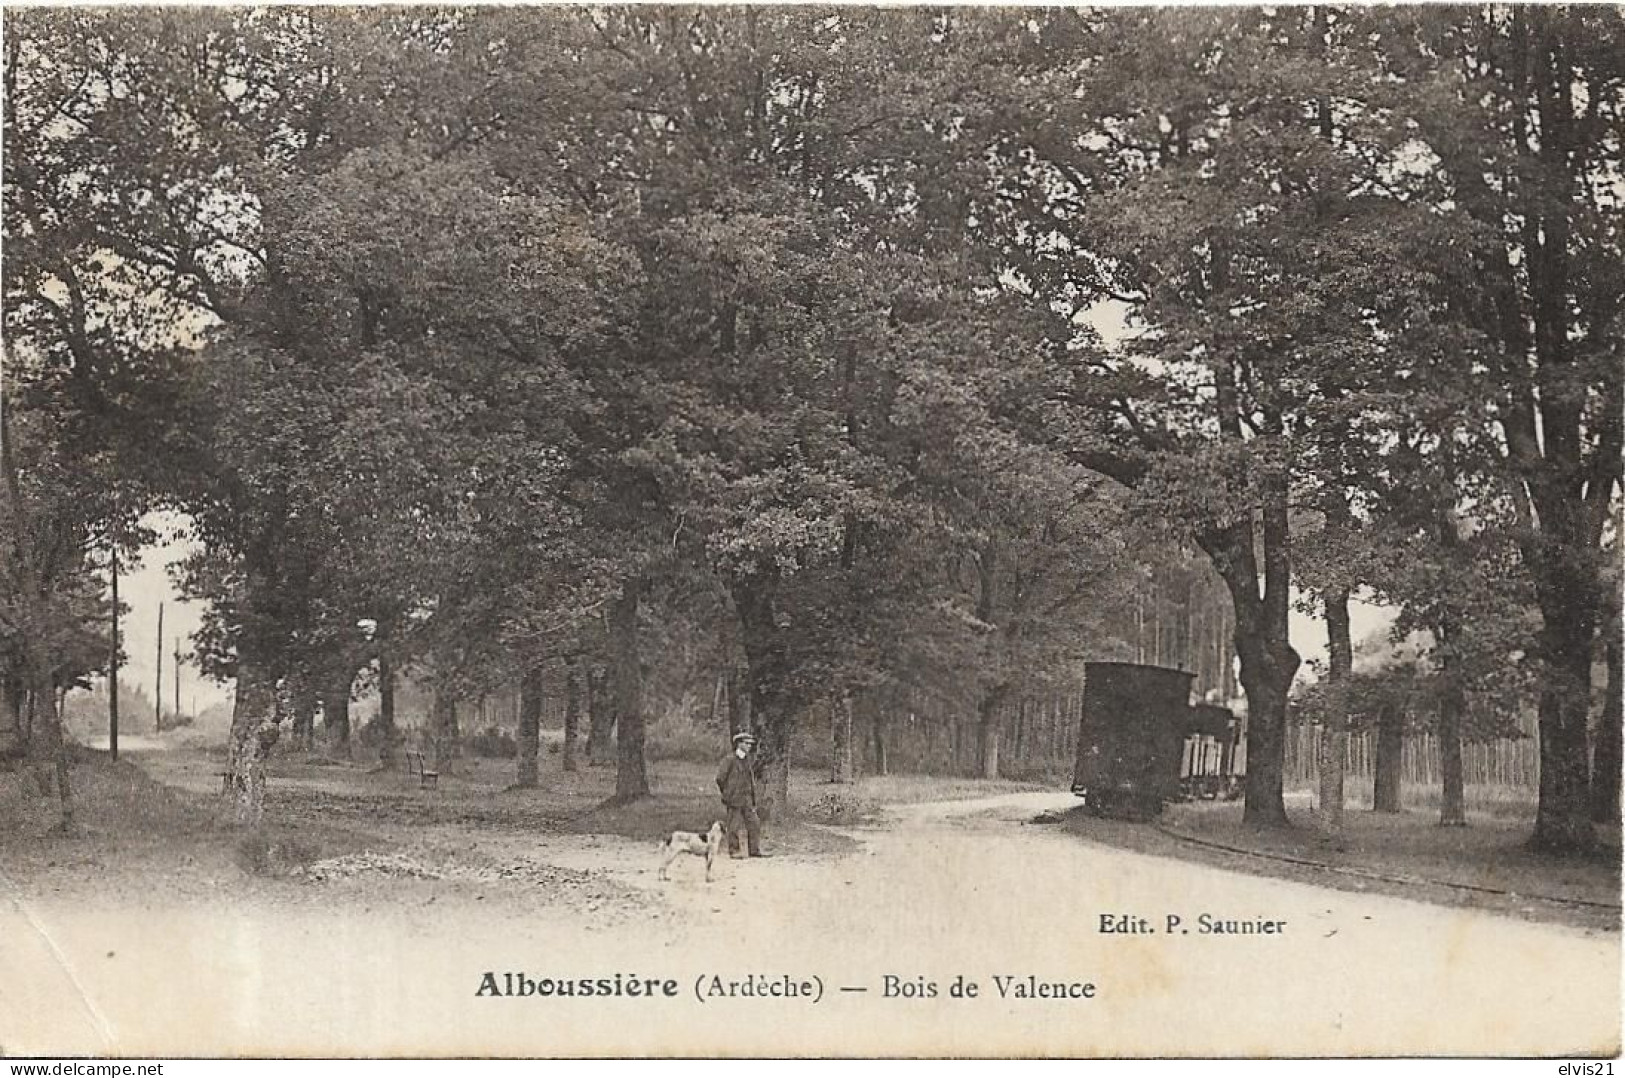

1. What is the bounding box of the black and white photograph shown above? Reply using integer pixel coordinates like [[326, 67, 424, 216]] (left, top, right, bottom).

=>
[[0, 4, 1620, 1060]]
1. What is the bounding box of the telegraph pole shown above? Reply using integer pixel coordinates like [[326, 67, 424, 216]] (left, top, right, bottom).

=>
[[154, 602, 164, 731], [174, 637, 182, 724]]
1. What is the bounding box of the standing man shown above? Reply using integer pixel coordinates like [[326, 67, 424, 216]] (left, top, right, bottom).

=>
[[717, 731, 767, 858]]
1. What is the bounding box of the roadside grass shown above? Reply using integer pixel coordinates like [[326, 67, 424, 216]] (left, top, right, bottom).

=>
[[844, 772, 1045, 804], [0, 750, 393, 901], [8, 739, 1615, 932], [1181, 798, 1617, 897], [8, 743, 1053, 880], [266, 753, 1042, 855], [0, 749, 205, 842], [6, 737, 1065, 884], [260, 747, 1046, 814], [1327, 776, 1551, 822], [1061, 788, 1621, 932]]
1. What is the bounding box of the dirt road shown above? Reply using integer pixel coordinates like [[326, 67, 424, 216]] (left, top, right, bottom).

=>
[[2, 780, 1617, 1057]]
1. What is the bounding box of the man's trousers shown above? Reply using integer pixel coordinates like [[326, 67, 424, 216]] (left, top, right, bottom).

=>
[[724, 804, 762, 856]]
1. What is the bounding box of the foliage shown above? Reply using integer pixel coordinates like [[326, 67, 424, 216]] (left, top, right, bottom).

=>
[[1292, 661, 1530, 743], [467, 726, 518, 760], [5, 7, 1617, 848]]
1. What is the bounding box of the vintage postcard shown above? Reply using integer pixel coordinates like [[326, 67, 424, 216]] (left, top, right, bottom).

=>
[[1, 3, 1620, 1061]]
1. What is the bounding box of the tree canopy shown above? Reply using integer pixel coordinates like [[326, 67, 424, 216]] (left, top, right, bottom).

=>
[[4, 6, 1618, 852]]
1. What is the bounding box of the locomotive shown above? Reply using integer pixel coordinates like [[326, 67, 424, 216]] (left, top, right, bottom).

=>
[[1070, 661, 1243, 821]]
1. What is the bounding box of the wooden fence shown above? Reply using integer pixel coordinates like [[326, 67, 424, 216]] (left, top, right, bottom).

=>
[[373, 670, 1547, 792], [1283, 725, 1539, 789], [868, 710, 1544, 790]]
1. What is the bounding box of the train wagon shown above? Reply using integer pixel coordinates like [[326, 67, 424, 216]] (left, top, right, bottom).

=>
[[1071, 662, 1243, 819], [1070, 662, 1195, 820], [1181, 702, 1243, 801]]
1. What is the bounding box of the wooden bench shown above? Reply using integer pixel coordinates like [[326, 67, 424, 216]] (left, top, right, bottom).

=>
[[405, 750, 439, 789]]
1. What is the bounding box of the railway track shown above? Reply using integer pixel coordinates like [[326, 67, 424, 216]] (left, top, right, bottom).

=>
[[1153, 820, 1624, 916]]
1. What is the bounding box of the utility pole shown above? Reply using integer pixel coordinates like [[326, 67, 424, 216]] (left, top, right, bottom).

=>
[[174, 637, 182, 725], [154, 602, 164, 732], [109, 546, 120, 762]]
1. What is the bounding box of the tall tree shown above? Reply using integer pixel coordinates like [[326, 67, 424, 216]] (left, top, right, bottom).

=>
[[987, 8, 1454, 825], [1373, 7, 1624, 853]]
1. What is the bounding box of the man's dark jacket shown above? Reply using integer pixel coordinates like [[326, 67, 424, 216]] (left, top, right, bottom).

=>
[[717, 754, 757, 808]]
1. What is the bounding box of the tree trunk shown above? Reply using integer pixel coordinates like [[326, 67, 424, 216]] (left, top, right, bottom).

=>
[[3, 399, 74, 830], [432, 686, 459, 776], [1438, 681, 1467, 827], [726, 664, 751, 738], [226, 653, 279, 828], [108, 546, 120, 763], [288, 674, 317, 753], [1199, 510, 1299, 828], [831, 697, 855, 784], [585, 670, 614, 765], [760, 714, 794, 814], [1317, 590, 1352, 841], [1229, 623, 1296, 826], [25, 692, 48, 793], [609, 580, 649, 803], [1308, 27, 1350, 839], [1523, 484, 1603, 851], [1532, 607, 1597, 852], [1012, 697, 1025, 760], [14, 589, 73, 826], [320, 670, 353, 758], [562, 659, 580, 773], [1, 396, 46, 777], [871, 708, 889, 776], [978, 682, 1009, 781], [1, 676, 21, 740], [516, 664, 543, 788], [1591, 622, 1622, 826], [32, 669, 75, 831], [755, 709, 792, 821], [1431, 514, 1469, 828], [376, 651, 398, 768], [729, 571, 797, 820], [1490, 11, 1609, 856], [1373, 701, 1404, 813]]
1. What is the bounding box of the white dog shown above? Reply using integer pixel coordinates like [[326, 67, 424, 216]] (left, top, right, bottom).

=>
[[658, 821, 725, 882]]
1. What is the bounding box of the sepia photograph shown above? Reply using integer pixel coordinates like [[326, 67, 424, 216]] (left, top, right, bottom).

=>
[[0, 3, 1620, 1061]]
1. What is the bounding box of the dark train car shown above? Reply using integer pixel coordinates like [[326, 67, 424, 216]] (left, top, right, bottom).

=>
[[1070, 662, 1195, 820]]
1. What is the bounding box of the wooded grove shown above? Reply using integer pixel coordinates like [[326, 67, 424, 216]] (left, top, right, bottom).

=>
[[2, 6, 1620, 856]]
